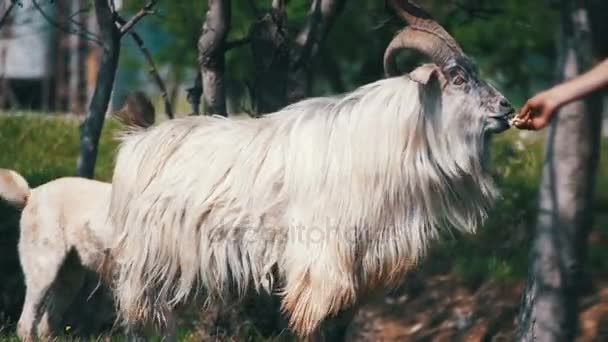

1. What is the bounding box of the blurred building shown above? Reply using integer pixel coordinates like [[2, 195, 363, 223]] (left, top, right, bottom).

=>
[[0, 0, 115, 114]]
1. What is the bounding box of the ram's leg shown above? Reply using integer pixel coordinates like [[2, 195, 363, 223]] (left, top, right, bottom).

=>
[[125, 320, 150, 342], [281, 239, 357, 337], [124, 308, 174, 342], [309, 306, 358, 341], [160, 308, 177, 342]]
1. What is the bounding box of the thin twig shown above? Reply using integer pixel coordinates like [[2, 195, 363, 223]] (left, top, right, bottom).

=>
[[130, 31, 174, 119], [109, 0, 116, 16], [454, 2, 504, 20], [370, 16, 394, 31], [64, 4, 94, 39], [272, 0, 285, 11], [0, 1, 16, 29], [67, 5, 92, 21], [116, 14, 173, 119], [32, 0, 102, 45], [293, 0, 322, 69], [225, 36, 250, 50], [186, 72, 202, 115], [119, 0, 157, 36]]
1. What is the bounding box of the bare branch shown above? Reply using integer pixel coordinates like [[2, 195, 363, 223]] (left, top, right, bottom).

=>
[[67, 4, 93, 21], [0, 1, 17, 29], [186, 72, 202, 115], [115, 14, 173, 119], [287, 0, 346, 103], [119, 0, 157, 36], [133, 35, 173, 119], [294, 0, 322, 69], [225, 36, 250, 50], [109, 0, 117, 16], [370, 16, 394, 31], [272, 0, 285, 11], [293, 0, 346, 69], [32, 0, 102, 45]]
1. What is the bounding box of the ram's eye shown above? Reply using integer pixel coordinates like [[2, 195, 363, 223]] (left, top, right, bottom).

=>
[[453, 75, 466, 85]]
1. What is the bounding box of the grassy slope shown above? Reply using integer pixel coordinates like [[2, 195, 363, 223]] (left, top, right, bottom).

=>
[[0, 114, 607, 340], [0, 114, 120, 184]]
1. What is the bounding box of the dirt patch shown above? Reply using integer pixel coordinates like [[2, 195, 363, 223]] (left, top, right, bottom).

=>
[[346, 273, 608, 341]]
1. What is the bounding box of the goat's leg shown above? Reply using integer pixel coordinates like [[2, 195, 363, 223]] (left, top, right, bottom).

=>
[[17, 284, 48, 342], [125, 322, 149, 342], [306, 306, 358, 342], [281, 247, 357, 336], [160, 310, 177, 342], [17, 248, 66, 341], [38, 259, 85, 337]]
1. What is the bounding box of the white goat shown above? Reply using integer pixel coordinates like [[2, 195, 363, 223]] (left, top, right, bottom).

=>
[[0, 170, 113, 341], [0, 171, 178, 342], [0, 94, 170, 341], [109, 1, 515, 337]]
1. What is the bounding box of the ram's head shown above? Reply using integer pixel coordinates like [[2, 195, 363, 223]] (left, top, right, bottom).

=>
[[384, 0, 515, 134]]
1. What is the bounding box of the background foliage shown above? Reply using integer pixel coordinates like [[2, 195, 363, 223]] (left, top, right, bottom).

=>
[[120, 0, 560, 112]]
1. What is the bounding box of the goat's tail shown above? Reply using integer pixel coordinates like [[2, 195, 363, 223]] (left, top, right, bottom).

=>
[[0, 169, 30, 208]]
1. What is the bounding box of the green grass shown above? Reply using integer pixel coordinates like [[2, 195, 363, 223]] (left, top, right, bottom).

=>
[[0, 113, 120, 184]]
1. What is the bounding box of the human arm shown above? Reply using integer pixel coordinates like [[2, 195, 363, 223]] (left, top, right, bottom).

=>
[[514, 58, 608, 130]]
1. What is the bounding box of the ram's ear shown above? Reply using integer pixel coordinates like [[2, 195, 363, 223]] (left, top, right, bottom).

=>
[[413, 64, 443, 116], [409, 64, 445, 87]]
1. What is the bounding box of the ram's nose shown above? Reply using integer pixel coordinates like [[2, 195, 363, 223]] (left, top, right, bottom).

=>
[[499, 98, 514, 116]]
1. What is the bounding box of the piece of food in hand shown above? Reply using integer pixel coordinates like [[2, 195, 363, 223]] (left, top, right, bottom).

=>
[[509, 108, 530, 129], [509, 117, 524, 126]]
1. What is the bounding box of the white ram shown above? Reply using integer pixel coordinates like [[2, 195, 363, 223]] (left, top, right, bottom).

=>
[[108, 0, 515, 337]]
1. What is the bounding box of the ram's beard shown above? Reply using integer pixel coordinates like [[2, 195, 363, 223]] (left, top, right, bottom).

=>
[[108, 75, 498, 335]]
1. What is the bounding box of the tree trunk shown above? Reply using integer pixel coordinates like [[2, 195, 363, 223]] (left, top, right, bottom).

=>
[[68, 0, 87, 115], [249, 7, 290, 114], [516, 2, 603, 341], [76, 0, 120, 178], [287, 0, 345, 103], [249, 0, 345, 114], [198, 0, 230, 116]]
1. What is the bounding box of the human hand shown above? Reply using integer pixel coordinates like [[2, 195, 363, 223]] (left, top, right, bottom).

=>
[[512, 59, 608, 130], [512, 90, 561, 130]]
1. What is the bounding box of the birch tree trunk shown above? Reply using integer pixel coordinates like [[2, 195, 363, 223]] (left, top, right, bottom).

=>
[[198, 0, 230, 116], [76, 0, 120, 178], [516, 1, 603, 340]]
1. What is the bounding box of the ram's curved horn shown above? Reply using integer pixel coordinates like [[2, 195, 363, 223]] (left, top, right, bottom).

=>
[[384, 0, 465, 77]]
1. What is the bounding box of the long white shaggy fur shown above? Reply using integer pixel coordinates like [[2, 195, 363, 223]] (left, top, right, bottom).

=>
[[109, 69, 498, 336]]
